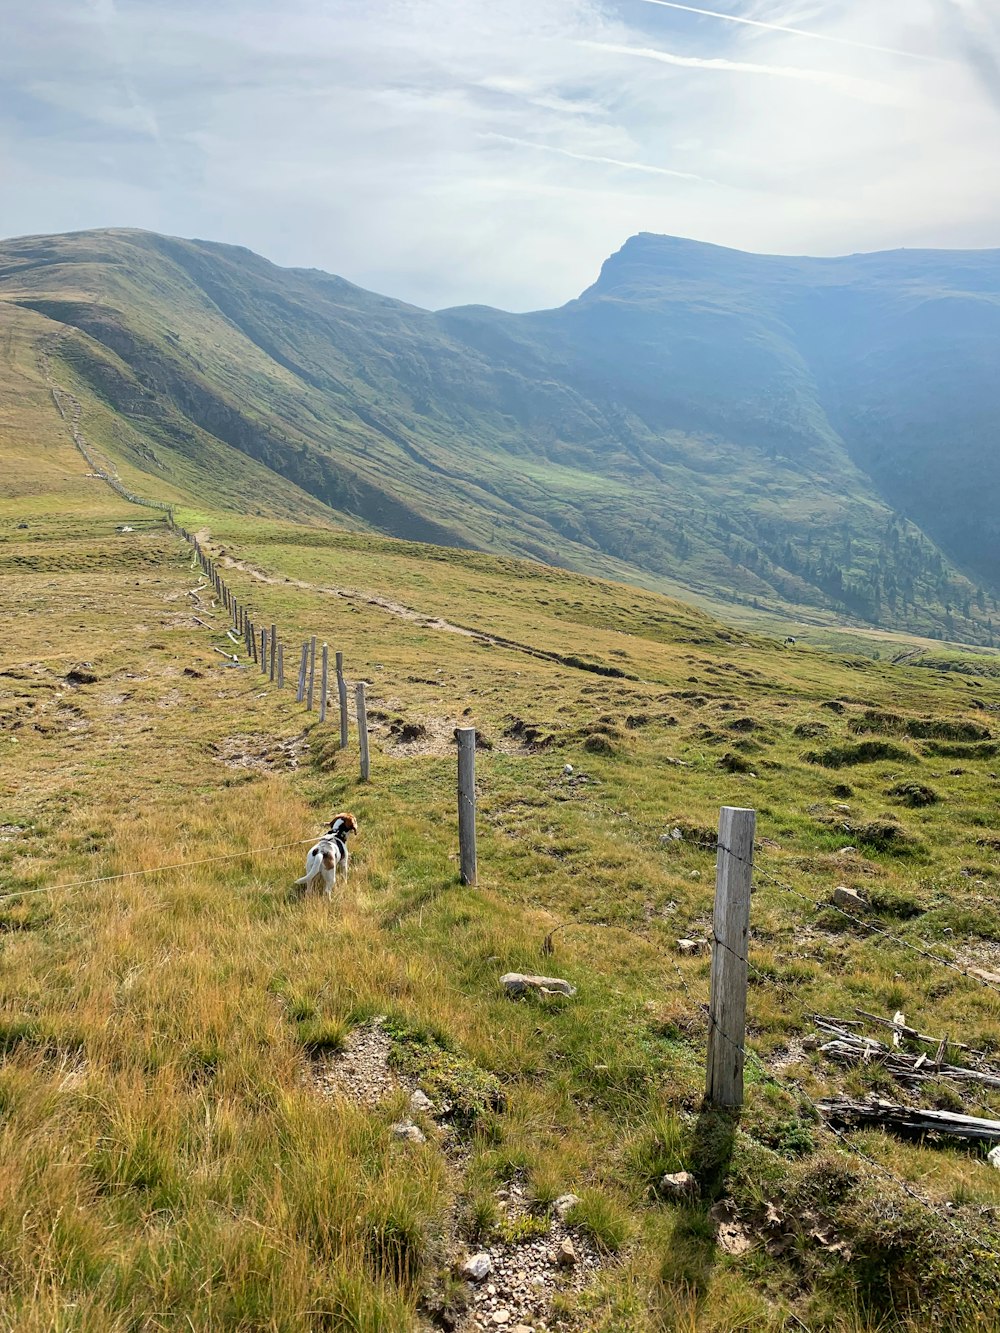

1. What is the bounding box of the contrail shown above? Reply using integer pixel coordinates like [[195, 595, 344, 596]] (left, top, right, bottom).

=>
[[635, 0, 946, 63], [581, 39, 904, 103], [482, 133, 712, 182]]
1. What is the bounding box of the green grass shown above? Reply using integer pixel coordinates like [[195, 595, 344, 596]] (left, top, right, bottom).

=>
[[4, 451, 1000, 1327]]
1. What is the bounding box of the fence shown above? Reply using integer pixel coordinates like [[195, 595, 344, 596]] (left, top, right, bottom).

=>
[[175, 527, 365, 776], [171, 527, 1000, 1244]]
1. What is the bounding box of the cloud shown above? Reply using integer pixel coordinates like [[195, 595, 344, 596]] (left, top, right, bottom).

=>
[[481, 132, 713, 181], [933, 0, 1000, 114], [1, 0, 999, 310], [580, 37, 906, 104], [635, 0, 947, 62]]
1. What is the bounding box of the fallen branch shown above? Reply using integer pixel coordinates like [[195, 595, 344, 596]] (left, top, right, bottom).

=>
[[818, 1096, 1000, 1143], [854, 1009, 984, 1056]]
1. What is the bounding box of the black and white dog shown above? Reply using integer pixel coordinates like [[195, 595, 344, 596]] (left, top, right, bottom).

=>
[[296, 813, 358, 898]]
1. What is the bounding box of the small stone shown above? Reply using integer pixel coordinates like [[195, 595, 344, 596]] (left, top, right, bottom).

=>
[[832, 885, 868, 911], [390, 1119, 425, 1143], [486, 1284, 497, 1296], [554, 1238, 577, 1268], [676, 938, 703, 956], [513, 1325, 533, 1333], [530, 1275, 546, 1288], [493, 1312, 510, 1326], [987, 1145, 1000, 1170], [563, 763, 573, 775], [553, 1193, 581, 1219], [463, 1253, 493, 1281], [410, 1089, 433, 1114], [660, 1170, 699, 1200]]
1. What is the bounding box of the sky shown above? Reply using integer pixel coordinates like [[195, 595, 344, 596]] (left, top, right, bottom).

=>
[[2, 0, 1000, 310]]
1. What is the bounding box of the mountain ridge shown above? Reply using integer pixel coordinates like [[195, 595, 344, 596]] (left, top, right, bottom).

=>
[[2, 225, 999, 644]]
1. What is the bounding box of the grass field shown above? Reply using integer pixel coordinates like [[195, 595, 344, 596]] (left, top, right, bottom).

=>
[[4, 422, 1000, 1330]]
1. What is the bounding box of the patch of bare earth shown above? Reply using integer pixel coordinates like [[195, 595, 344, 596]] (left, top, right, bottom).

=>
[[310, 1018, 413, 1107], [211, 732, 309, 771], [455, 1185, 604, 1333]]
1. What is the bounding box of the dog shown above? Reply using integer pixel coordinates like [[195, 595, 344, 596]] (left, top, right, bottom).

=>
[[296, 813, 358, 898]]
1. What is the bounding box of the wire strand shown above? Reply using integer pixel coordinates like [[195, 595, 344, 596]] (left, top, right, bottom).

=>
[[0, 838, 319, 905]]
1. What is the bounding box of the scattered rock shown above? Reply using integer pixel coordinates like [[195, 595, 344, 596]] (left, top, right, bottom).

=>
[[832, 885, 868, 911], [987, 1145, 1000, 1171], [563, 763, 573, 775], [410, 1088, 434, 1114], [492, 1313, 510, 1326], [462, 1253, 493, 1281], [675, 938, 704, 956], [553, 1194, 581, 1220], [391, 1119, 426, 1143], [501, 973, 577, 998], [182, 667, 204, 678], [660, 1171, 699, 1200], [970, 968, 1000, 986], [554, 1239, 577, 1268]]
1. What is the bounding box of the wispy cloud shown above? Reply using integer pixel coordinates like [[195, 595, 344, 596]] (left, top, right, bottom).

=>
[[635, 0, 947, 63], [482, 132, 713, 181], [933, 0, 1000, 114], [2, 0, 999, 309], [580, 38, 905, 104]]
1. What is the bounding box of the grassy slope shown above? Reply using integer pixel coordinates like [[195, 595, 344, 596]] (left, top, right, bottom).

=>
[[4, 432, 1000, 1328], [1, 228, 997, 648]]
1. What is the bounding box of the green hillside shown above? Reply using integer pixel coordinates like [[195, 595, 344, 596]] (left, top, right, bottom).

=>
[[2, 227, 999, 646], [5, 414, 1000, 1329]]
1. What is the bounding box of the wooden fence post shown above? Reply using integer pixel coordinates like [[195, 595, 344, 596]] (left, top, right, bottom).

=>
[[336, 651, 348, 748], [356, 682, 370, 781], [457, 727, 477, 886], [320, 644, 328, 722], [277, 643, 284, 688], [705, 806, 756, 1109], [296, 643, 308, 703], [270, 624, 277, 682], [260, 628, 267, 674], [306, 636, 317, 711]]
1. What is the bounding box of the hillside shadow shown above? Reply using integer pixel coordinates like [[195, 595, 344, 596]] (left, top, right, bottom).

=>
[[663, 1103, 740, 1313]]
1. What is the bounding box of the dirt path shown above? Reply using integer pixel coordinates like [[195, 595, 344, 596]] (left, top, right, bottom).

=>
[[208, 543, 639, 683]]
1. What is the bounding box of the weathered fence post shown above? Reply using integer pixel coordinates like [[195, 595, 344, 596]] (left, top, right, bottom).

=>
[[260, 628, 267, 674], [356, 682, 370, 781], [457, 727, 477, 886], [277, 643, 284, 688], [336, 651, 348, 748], [296, 643, 308, 703], [270, 624, 277, 682], [320, 644, 329, 722], [306, 636, 317, 711], [705, 806, 756, 1109]]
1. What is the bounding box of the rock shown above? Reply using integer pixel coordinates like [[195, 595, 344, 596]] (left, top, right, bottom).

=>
[[675, 938, 703, 956], [410, 1088, 434, 1114], [563, 763, 574, 775], [831, 885, 868, 911], [462, 1252, 492, 1281], [660, 1170, 699, 1200], [971, 967, 1000, 986], [501, 973, 577, 998], [492, 1313, 510, 1326], [390, 1120, 425, 1143], [987, 1145, 1000, 1170], [554, 1238, 577, 1268], [553, 1193, 581, 1219], [513, 1325, 533, 1333]]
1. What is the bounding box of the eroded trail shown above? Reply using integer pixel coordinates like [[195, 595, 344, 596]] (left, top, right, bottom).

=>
[[207, 540, 639, 681]]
